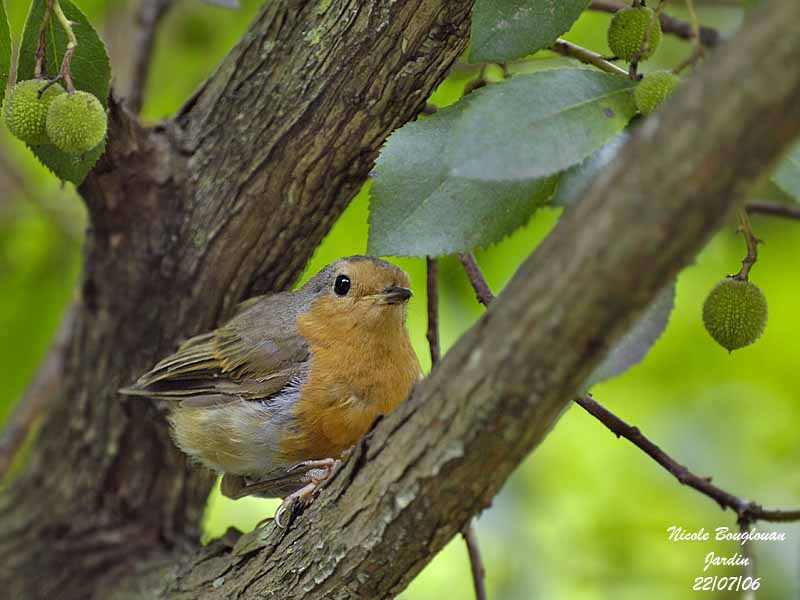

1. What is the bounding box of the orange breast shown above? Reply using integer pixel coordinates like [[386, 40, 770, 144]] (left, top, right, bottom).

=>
[[279, 304, 420, 462]]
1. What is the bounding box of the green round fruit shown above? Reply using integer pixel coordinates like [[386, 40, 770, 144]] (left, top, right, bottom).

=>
[[3, 79, 65, 145], [635, 71, 680, 115], [607, 6, 662, 62], [46, 91, 108, 155], [702, 278, 767, 352]]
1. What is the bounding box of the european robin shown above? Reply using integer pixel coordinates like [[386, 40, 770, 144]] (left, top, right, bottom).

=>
[[121, 256, 420, 526]]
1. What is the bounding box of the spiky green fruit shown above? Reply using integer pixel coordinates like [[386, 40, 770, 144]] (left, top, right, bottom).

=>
[[46, 91, 107, 155], [607, 7, 662, 62], [702, 278, 767, 352], [635, 71, 680, 115], [3, 80, 65, 145]]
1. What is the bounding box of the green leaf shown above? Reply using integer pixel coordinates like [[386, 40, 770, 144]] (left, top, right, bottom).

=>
[[368, 93, 557, 257], [0, 1, 10, 106], [368, 96, 557, 256], [447, 69, 637, 182], [551, 131, 630, 208], [470, 0, 590, 63], [586, 281, 676, 388], [17, 0, 111, 184], [772, 141, 800, 201], [368, 69, 635, 257]]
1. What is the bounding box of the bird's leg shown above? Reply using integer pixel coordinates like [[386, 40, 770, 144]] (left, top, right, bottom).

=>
[[286, 457, 340, 474], [220, 459, 343, 528], [274, 458, 342, 528]]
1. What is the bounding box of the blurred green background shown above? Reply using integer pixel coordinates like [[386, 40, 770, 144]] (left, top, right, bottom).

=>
[[1, 1, 797, 598]]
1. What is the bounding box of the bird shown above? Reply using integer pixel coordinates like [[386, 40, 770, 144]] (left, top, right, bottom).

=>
[[120, 256, 421, 527]]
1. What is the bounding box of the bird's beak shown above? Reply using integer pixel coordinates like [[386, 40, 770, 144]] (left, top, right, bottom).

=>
[[378, 286, 413, 304]]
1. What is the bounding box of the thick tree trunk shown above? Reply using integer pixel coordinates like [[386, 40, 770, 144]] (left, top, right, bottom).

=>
[[2, 1, 799, 599], [0, 2, 472, 598]]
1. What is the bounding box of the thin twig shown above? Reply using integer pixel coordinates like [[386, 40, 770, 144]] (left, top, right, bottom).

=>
[[674, 0, 706, 73], [734, 207, 760, 281], [129, 0, 174, 114], [428, 256, 487, 599], [463, 524, 488, 600], [551, 39, 628, 77], [574, 394, 800, 523], [0, 305, 76, 480], [34, 0, 55, 78], [458, 254, 495, 307], [426, 257, 440, 365], [589, 0, 721, 47], [746, 201, 800, 221]]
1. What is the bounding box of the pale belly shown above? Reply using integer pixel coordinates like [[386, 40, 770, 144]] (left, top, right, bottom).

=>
[[168, 390, 299, 479]]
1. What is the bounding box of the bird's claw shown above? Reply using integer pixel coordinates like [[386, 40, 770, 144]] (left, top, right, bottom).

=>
[[272, 457, 342, 528]]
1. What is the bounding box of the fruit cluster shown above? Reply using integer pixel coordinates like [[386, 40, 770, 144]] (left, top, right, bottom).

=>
[[607, 5, 681, 115], [2, 79, 107, 154]]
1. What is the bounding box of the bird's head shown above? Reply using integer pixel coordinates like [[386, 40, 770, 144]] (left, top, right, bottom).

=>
[[301, 256, 413, 332]]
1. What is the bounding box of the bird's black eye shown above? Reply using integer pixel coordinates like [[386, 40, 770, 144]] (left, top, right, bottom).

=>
[[334, 274, 351, 296]]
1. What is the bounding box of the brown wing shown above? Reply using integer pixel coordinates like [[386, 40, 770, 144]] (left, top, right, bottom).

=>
[[120, 292, 310, 407]]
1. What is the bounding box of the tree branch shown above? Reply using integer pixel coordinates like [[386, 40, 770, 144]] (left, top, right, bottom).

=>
[[458, 253, 495, 306], [128, 0, 174, 114], [746, 201, 800, 221], [574, 395, 800, 522]]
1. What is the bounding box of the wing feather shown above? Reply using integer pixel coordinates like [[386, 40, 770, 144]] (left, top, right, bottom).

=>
[[120, 292, 310, 405]]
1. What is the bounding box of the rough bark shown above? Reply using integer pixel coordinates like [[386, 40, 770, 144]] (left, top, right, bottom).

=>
[[0, 1, 472, 598]]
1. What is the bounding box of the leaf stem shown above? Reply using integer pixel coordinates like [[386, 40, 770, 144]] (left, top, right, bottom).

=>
[[734, 207, 760, 281], [34, 0, 55, 79], [551, 39, 629, 77], [53, 0, 77, 93]]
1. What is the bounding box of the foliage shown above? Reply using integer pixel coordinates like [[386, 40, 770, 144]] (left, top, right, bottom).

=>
[[470, 0, 590, 63], [587, 281, 676, 387], [15, 0, 110, 183], [369, 70, 636, 256]]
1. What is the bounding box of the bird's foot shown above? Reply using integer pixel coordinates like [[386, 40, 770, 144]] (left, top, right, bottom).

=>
[[273, 458, 342, 528]]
